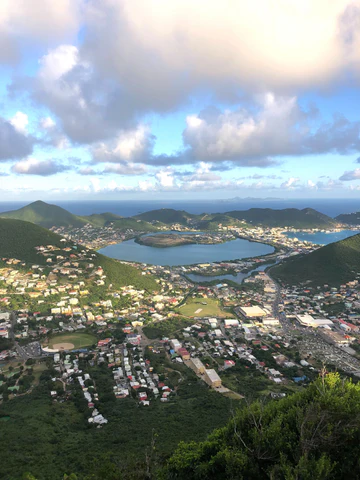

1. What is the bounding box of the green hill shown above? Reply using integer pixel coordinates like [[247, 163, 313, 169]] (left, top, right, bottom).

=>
[[135, 208, 198, 225], [271, 233, 360, 286], [0, 218, 157, 290], [0, 218, 66, 264], [0, 202, 160, 232], [82, 212, 124, 227], [196, 213, 247, 230], [225, 207, 337, 228], [0, 200, 87, 228], [335, 211, 360, 225], [163, 373, 360, 480]]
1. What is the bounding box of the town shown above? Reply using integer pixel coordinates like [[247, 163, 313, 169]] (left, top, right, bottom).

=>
[[2, 222, 360, 423]]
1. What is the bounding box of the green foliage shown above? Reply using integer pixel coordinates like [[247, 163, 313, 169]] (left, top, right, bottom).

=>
[[143, 318, 195, 339], [0, 365, 235, 480], [336, 211, 360, 225], [224, 207, 336, 228], [0, 200, 87, 228], [162, 373, 360, 479], [0, 218, 66, 264], [272, 233, 360, 286], [94, 253, 158, 291]]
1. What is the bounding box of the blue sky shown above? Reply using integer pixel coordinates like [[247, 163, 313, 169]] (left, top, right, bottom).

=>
[[2, 0, 360, 201]]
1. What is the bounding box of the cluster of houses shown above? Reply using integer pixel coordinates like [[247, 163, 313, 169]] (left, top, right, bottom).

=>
[[97, 339, 173, 405]]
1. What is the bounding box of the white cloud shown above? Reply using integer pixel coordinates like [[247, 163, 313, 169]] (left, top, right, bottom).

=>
[[84, 0, 360, 101], [155, 169, 175, 188], [92, 125, 155, 163], [181, 95, 360, 164], [281, 177, 300, 189], [38, 45, 79, 83], [9, 111, 28, 134], [102, 163, 147, 175], [11, 158, 69, 176]]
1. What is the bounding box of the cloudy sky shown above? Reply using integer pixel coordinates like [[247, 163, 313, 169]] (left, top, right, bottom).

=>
[[2, 0, 360, 200]]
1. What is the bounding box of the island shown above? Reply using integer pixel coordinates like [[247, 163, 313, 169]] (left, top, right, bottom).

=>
[[135, 232, 234, 248]]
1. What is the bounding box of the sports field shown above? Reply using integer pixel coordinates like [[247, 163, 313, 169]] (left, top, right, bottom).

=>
[[44, 332, 96, 350], [178, 297, 227, 318]]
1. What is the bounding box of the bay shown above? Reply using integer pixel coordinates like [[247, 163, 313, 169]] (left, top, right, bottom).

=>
[[284, 229, 360, 245], [99, 235, 274, 266]]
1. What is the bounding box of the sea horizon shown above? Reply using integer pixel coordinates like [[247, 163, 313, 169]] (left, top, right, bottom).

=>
[[0, 197, 360, 218]]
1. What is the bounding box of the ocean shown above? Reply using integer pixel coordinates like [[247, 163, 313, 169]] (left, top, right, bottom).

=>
[[1, 198, 360, 218]]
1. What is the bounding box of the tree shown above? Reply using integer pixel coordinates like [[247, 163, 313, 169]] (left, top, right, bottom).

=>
[[162, 373, 360, 480]]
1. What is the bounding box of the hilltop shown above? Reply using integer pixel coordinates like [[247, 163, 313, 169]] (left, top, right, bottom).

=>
[[0, 201, 160, 232], [136, 207, 336, 229], [135, 208, 197, 226], [0, 200, 87, 228], [0, 218, 157, 290], [224, 207, 337, 228], [0, 202, 338, 231], [271, 232, 360, 286], [335, 211, 360, 225]]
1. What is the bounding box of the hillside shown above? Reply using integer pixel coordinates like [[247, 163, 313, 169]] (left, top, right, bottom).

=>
[[135, 208, 198, 225], [335, 211, 360, 225], [0, 218, 157, 290], [135, 207, 336, 229], [163, 373, 360, 479], [225, 207, 337, 228], [0, 200, 87, 228], [271, 233, 360, 286], [0, 218, 66, 264]]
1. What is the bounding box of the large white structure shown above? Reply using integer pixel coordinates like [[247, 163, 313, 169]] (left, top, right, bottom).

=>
[[224, 319, 240, 327], [204, 369, 222, 387], [239, 306, 267, 318], [296, 314, 333, 328]]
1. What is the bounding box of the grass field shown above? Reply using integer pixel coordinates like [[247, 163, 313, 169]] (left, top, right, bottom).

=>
[[44, 332, 97, 350], [178, 297, 227, 318]]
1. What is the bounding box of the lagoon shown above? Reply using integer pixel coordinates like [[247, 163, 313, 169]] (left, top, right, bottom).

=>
[[99, 234, 274, 266], [284, 229, 360, 245]]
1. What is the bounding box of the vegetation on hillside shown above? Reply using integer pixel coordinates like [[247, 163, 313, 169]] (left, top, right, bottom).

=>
[[1, 201, 339, 231], [0, 217, 158, 291], [271, 233, 360, 286], [0, 362, 235, 480], [0, 200, 87, 228], [135, 208, 198, 225], [0, 218, 65, 264], [95, 253, 158, 291], [224, 207, 337, 228], [335, 211, 360, 225], [162, 373, 360, 479]]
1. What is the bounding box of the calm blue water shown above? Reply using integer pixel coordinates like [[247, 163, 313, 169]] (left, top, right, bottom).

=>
[[186, 263, 271, 285], [2, 198, 360, 217], [284, 230, 360, 245], [99, 237, 274, 266]]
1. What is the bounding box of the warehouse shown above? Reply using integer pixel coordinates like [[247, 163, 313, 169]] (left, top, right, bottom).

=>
[[239, 306, 267, 318], [189, 357, 206, 374], [296, 314, 333, 328], [204, 369, 222, 388]]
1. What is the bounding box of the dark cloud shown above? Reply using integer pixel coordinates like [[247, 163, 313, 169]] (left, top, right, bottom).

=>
[[0, 117, 33, 161], [339, 169, 360, 181]]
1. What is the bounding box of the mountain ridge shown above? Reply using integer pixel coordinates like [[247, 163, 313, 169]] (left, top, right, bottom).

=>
[[271, 232, 360, 286], [0, 201, 340, 230]]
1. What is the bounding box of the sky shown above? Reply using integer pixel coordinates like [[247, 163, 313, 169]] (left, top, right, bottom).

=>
[[2, 1, 360, 201]]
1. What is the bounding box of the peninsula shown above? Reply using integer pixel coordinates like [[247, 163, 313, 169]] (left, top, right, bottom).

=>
[[135, 232, 234, 248]]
